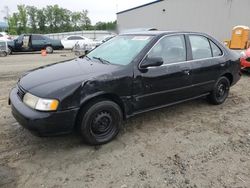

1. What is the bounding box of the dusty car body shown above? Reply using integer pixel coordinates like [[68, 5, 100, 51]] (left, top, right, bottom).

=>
[[8, 34, 63, 54], [9, 31, 241, 145]]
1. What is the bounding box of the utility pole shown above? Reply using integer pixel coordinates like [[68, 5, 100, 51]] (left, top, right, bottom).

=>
[[1, 6, 10, 22]]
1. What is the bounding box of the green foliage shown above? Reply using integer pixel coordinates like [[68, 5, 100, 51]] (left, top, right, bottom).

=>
[[27, 6, 38, 33], [17, 5, 28, 34], [36, 9, 46, 33], [7, 4, 117, 35], [95, 21, 117, 31], [8, 13, 18, 35]]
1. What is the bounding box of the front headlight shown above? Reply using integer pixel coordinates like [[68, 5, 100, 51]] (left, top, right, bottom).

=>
[[23, 93, 59, 111]]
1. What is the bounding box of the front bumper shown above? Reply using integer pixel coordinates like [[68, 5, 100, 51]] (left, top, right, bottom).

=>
[[9, 87, 79, 136], [240, 58, 250, 68]]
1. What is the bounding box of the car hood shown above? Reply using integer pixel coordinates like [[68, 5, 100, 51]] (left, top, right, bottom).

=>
[[19, 58, 119, 98]]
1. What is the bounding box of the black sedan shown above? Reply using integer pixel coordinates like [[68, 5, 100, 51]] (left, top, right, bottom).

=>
[[8, 34, 63, 54], [9, 31, 241, 145]]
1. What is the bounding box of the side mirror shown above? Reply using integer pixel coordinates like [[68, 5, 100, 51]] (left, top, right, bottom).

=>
[[140, 56, 163, 69], [246, 57, 250, 62]]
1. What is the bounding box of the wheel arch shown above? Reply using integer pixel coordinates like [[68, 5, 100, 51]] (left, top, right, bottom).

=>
[[75, 93, 126, 127], [221, 72, 233, 85], [45, 45, 54, 53], [7, 45, 13, 51]]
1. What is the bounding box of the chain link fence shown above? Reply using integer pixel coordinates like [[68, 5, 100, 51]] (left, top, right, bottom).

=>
[[45, 30, 116, 40]]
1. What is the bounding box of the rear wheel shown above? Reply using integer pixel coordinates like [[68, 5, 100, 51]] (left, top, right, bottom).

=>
[[77, 100, 122, 145], [0, 51, 7, 57], [208, 76, 230, 105], [7, 47, 12, 55], [45, 46, 53, 54]]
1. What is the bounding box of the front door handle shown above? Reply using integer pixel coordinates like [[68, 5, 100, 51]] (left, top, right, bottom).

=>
[[183, 70, 190, 75], [220, 63, 226, 67]]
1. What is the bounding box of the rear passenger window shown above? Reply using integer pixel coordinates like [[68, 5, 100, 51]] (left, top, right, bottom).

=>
[[68, 36, 84, 40], [210, 41, 223, 57], [189, 35, 212, 60], [32, 35, 45, 40], [148, 35, 186, 64]]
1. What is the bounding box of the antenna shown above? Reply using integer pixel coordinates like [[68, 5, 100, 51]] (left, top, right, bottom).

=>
[[1, 6, 10, 22], [116, 0, 118, 13]]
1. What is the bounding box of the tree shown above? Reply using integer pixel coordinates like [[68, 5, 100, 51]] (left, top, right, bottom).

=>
[[80, 10, 91, 30], [71, 12, 82, 30], [8, 13, 19, 35], [44, 5, 54, 32], [44, 5, 74, 33], [27, 6, 38, 33], [17, 5, 28, 33], [95, 21, 116, 31], [36, 9, 46, 33], [7, 4, 116, 34]]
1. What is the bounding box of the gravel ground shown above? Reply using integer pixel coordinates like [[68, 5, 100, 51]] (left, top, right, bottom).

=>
[[0, 52, 250, 188]]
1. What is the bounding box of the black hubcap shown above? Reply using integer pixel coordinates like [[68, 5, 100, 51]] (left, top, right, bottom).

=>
[[91, 111, 114, 138], [216, 83, 228, 100]]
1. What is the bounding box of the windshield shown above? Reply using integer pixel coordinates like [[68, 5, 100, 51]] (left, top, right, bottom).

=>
[[87, 35, 153, 66]]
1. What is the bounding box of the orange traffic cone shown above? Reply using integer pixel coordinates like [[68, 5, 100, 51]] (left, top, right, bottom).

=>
[[41, 49, 47, 56]]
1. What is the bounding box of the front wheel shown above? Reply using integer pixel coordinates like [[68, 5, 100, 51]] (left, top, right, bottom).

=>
[[208, 76, 230, 105], [77, 100, 122, 145], [45, 46, 53, 54]]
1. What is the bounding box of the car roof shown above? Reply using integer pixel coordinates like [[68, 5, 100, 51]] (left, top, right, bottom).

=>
[[66, 35, 85, 38], [121, 30, 209, 36]]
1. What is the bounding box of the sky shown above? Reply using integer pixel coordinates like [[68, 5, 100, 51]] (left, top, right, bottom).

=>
[[0, 0, 153, 24]]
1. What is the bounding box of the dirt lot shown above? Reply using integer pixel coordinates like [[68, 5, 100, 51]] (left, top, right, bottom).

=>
[[0, 52, 250, 188]]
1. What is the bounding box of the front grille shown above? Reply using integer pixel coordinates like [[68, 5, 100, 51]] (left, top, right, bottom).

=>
[[17, 84, 26, 100]]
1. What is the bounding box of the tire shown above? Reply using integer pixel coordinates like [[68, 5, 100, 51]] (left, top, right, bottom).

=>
[[77, 100, 122, 145], [7, 47, 12, 55], [45, 46, 53, 54], [208, 76, 230, 105], [0, 51, 7, 57]]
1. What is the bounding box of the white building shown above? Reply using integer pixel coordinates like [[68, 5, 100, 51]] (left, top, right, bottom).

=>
[[117, 0, 250, 41]]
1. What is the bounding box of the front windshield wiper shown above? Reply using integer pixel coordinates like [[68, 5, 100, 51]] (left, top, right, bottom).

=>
[[79, 54, 91, 60], [92, 56, 111, 64], [85, 55, 91, 60]]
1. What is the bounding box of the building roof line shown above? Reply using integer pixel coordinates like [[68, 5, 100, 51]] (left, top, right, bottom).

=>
[[116, 0, 164, 15]]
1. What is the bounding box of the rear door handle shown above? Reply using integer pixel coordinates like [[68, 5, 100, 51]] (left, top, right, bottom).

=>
[[183, 70, 190, 75]]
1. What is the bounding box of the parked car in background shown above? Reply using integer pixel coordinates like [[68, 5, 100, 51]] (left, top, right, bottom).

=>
[[7, 34, 63, 54], [0, 32, 11, 41], [9, 31, 241, 145], [61, 35, 95, 49], [240, 48, 250, 71], [0, 40, 8, 57], [94, 35, 116, 47]]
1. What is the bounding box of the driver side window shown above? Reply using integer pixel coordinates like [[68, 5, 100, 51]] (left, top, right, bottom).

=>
[[148, 35, 186, 64]]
